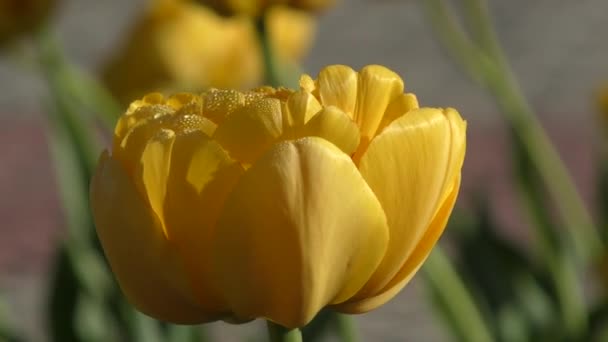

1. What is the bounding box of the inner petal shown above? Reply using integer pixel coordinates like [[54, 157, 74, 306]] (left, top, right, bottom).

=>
[[353, 65, 404, 139]]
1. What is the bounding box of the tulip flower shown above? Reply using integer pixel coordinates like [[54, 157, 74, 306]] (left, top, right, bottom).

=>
[[198, 0, 335, 17], [0, 0, 56, 46], [102, 0, 315, 105], [90, 64, 466, 328]]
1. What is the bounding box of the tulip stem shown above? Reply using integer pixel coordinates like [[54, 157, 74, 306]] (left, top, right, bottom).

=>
[[266, 321, 302, 342], [255, 15, 281, 87], [334, 314, 359, 342]]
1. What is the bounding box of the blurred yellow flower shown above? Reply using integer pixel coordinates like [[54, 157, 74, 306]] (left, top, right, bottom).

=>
[[102, 0, 315, 105], [90, 64, 466, 328], [0, 0, 56, 45], [199, 0, 335, 17]]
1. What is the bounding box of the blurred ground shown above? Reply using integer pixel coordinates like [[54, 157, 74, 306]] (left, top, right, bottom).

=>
[[0, 0, 606, 341]]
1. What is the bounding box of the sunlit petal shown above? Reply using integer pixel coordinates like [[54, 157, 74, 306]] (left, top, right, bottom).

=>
[[317, 65, 358, 116], [352, 108, 466, 298], [336, 176, 460, 313], [353, 65, 404, 138], [212, 138, 388, 328]]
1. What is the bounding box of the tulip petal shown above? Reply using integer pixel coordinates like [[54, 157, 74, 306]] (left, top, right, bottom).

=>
[[377, 93, 419, 134], [213, 97, 283, 164], [353, 65, 404, 138], [114, 105, 174, 168], [335, 175, 460, 313], [283, 90, 322, 135], [302, 106, 361, 155], [163, 131, 243, 311], [203, 89, 246, 124], [299, 73, 317, 93], [317, 65, 358, 116], [353, 108, 466, 298], [139, 129, 175, 236], [90, 152, 208, 323], [212, 137, 389, 328]]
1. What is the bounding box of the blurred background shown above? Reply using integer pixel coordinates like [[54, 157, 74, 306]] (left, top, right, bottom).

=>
[[0, 0, 606, 340]]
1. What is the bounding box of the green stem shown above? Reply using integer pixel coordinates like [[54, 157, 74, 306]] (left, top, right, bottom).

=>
[[255, 15, 281, 87], [334, 314, 358, 342], [423, 247, 494, 342], [423, 0, 601, 263], [266, 321, 302, 342]]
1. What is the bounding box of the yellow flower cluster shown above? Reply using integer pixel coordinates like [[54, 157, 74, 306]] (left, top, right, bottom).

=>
[[0, 0, 56, 45], [199, 0, 335, 17], [90, 64, 466, 328], [102, 0, 315, 104]]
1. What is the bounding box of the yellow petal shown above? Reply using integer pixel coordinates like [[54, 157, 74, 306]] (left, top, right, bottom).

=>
[[377, 93, 419, 134], [90, 152, 208, 323], [353, 108, 466, 298], [213, 97, 283, 163], [336, 175, 461, 313], [203, 89, 246, 124], [138, 129, 175, 237], [114, 106, 174, 171], [163, 131, 243, 312], [283, 90, 322, 137], [317, 65, 358, 116], [299, 73, 317, 93], [166, 92, 200, 110], [212, 137, 388, 328], [169, 113, 217, 137], [302, 106, 360, 155], [353, 65, 404, 138], [114, 104, 174, 155]]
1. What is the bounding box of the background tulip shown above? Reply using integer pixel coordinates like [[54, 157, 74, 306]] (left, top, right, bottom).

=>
[[91, 64, 465, 328], [102, 0, 315, 105]]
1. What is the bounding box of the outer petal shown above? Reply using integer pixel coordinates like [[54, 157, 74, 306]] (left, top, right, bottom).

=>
[[336, 175, 461, 313], [212, 137, 389, 328], [163, 131, 244, 313], [317, 65, 358, 116], [90, 152, 208, 323], [353, 65, 404, 138], [352, 108, 466, 299]]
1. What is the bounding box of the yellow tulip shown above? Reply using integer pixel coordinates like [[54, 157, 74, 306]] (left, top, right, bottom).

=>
[[198, 0, 335, 17], [90, 64, 466, 328], [102, 0, 315, 105], [0, 0, 56, 46]]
